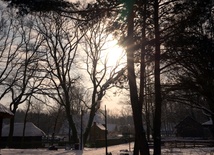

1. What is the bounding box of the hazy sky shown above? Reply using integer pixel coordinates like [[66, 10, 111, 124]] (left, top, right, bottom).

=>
[[68, 0, 95, 3], [0, 0, 128, 115]]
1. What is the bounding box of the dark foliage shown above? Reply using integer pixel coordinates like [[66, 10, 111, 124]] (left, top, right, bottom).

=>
[[2, 0, 73, 15], [79, 0, 122, 28], [163, 0, 214, 127]]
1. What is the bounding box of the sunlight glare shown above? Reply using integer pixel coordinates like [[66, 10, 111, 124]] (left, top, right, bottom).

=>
[[101, 39, 126, 69]]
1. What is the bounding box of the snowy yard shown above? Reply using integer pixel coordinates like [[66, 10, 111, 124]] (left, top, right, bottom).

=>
[[1, 143, 214, 155]]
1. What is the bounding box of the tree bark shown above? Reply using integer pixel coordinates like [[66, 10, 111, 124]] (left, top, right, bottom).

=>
[[153, 0, 162, 154], [21, 99, 31, 148], [126, 1, 149, 155]]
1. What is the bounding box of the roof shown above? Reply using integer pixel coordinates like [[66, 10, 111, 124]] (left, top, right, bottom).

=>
[[2, 122, 46, 137], [175, 116, 201, 128], [0, 104, 14, 118], [202, 119, 213, 126], [95, 123, 106, 131], [58, 112, 105, 135]]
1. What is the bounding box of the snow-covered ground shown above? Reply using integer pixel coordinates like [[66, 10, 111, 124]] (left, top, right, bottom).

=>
[[1, 143, 214, 155]]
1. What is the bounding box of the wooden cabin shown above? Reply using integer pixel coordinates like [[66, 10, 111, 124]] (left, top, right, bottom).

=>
[[175, 116, 204, 138]]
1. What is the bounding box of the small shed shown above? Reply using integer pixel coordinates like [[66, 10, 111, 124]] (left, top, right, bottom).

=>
[[0, 104, 14, 149], [1, 122, 46, 148], [202, 119, 213, 138], [175, 116, 204, 138], [88, 122, 106, 143]]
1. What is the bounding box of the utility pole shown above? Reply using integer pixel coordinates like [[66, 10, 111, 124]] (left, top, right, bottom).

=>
[[128, 124, 131, 152], [105, 105, 108, 155], [80, 109, 83, 150]]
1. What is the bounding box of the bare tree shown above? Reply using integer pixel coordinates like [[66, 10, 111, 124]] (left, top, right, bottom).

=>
[[5, 13, 45, 146], [79, 17, 126, 143], [0, 9, 22, 100], [0, 8, 46, 146], [34, 12, 84, 143]]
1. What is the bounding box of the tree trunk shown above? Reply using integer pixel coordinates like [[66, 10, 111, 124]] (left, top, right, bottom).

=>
[[208, 100, 214, 139], [7, 104, 17, 148], [0, 118, 3, 148], [153, 0, 162, 154], [83, 104, 96, 144], [7, 115, 15, 147], [65, 100, 78, 143], [126, 1, 149, 155], [211, 114, 214, 139], [83, 85, 99, 144], [21, 100, 31, 148]]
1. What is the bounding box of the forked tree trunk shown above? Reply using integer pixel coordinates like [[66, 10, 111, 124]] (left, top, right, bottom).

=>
[[126, 1, 149, 155]]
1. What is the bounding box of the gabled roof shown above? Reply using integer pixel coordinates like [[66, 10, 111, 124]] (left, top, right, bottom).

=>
[[95, 123, 106, 131], [58, 112, 105, 135], [2, 122, 46, 137], [0, 104, 14, 118], [175, 116, 201, 128]]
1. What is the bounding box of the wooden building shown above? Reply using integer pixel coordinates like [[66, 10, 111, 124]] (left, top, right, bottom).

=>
[[175, 116, 204, 138], [0, 104, 14, 149], [1, 122, 46, 148], [88, 122, 106, 143], [202, 119, 213, 138]]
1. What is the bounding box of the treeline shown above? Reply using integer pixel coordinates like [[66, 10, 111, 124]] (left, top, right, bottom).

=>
[[0, 0, 213, 154], [3, 104, 208, 137], [3, 109, 135, 135]]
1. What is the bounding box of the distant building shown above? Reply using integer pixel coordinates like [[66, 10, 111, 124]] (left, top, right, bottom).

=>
[[0, 103, 14, 148], [202, 119, 213, 138], [175, 116, 204, 138], [58, 112, 120, 144], [107, 124, 119, 138], [88, 122, 106, 143], [58, 113, 100, 141], [1, 122, 46, 148]]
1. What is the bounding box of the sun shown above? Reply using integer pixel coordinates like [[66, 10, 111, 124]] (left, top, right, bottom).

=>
[[102, 39, 126, 68]]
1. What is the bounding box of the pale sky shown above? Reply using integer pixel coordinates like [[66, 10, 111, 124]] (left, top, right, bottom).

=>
[[68, 0, 95, 3], [0, 0, 129, 115]]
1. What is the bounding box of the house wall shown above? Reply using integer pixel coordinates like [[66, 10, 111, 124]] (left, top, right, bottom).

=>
[[88, 124, 105, 143], [0, 136, 44, 148], [175, 117, 204, 137], [203, 126, 213, 138]]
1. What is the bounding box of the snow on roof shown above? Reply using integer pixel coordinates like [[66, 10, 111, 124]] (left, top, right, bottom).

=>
[[202, 119, 213, 126], [0, 104, 14, 118], [2, 122, 46, 137], [58, 112, 105, 135], [95, 123, 106, 130]]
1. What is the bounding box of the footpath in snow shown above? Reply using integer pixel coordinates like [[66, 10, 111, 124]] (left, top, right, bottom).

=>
[[1, 143, 214, 155]]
